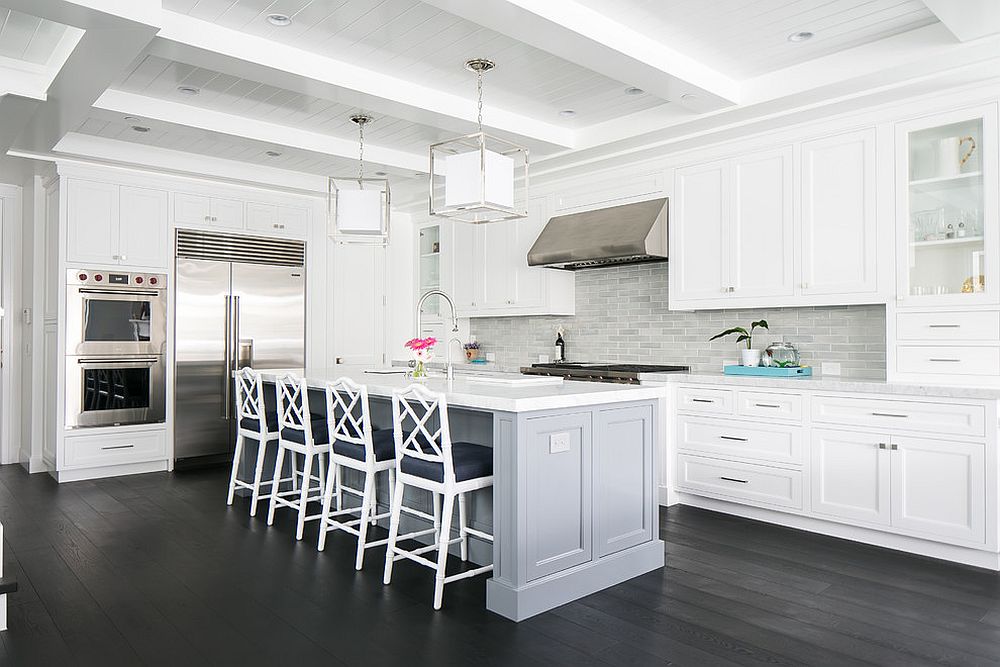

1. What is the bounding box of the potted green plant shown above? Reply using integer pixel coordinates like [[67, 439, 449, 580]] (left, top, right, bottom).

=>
[[709, 319, 769, 367]]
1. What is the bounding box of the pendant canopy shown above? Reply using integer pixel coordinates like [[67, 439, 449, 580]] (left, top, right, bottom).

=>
[[429, 59, 528, 224], [330, 114, 390, 242]]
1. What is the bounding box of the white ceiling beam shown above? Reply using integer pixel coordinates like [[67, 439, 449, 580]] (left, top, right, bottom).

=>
[[153, 11, 575, 151], [94, 89, 428, 173], [420, 0, 739, 110], [923, 0, 1000, 42]]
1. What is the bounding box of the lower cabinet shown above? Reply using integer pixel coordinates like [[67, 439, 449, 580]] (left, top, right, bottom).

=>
[[61, 428, 167, 470], [811, 428, 891, 525], [595, 404, 654, 557]]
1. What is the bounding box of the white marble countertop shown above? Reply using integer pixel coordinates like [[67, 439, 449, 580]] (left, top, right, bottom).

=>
[[254, 365, 667, 413], [644, 371, 1000, 400]]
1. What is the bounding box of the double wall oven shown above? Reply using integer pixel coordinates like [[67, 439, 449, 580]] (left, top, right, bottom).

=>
[[65, 269, 167, 428]]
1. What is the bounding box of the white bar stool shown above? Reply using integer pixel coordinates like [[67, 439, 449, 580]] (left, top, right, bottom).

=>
[[317, 377, 397, 569], [267, 373, 332, 540], [226, 367, 298, 516], [383, 384, 494, 610]]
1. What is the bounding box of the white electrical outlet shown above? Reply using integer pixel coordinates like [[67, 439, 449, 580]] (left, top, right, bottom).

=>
[[549, 432, 570, 454], [539, 354, 550, 364], [486, 352, 496, 362], [821, 362, 841, 376]]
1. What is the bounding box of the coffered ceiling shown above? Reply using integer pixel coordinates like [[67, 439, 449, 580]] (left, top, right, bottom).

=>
[[5, 0, 1000, 201]]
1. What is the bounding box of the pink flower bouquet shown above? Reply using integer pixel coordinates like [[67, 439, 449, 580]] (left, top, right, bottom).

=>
[[404, 337, 437, 378]]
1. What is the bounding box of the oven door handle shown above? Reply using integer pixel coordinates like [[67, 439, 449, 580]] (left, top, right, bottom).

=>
[[77, 357, 160, 368], [77, 288, 160, 297]]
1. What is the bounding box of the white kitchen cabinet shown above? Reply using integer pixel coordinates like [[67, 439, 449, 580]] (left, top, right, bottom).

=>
[[66, 179, 118, 266], [118, 186, 169, 268], [331, 240, 386, 366], [442, 196, 573, 317], [671, 147, 793, 306], [800, 129, 878, 296], [672, 159, 729, 301], [890, 436, 985, 544], [246, 202, 309, 237], [811, 428, 891, 525], [66, 180, 168, 268], [173, 193, 244, 230]]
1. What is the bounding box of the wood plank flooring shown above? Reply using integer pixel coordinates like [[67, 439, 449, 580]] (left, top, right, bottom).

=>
[[2, 463, 1000, 666]]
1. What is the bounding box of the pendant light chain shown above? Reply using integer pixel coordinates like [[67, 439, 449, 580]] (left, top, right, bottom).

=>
[[357, 119, 365, 183], [477, 67, 484, 134]]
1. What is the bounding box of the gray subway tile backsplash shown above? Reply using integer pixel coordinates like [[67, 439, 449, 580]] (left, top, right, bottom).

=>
[[470, 263, 886, 379]]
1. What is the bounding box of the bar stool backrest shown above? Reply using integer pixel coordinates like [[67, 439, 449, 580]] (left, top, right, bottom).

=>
[[235, 367, 266, 428], [326, 377, 373, 456], [392, 384, 454, 484], [276, 373, 314, 447]]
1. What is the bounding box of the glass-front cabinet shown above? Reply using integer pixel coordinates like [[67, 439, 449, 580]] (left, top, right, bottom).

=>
[[896, 104, 999, 305], [416, 222, 443, 334]]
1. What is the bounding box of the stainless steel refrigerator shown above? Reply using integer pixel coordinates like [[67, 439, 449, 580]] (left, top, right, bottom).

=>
[[174, 230, 305, 465]]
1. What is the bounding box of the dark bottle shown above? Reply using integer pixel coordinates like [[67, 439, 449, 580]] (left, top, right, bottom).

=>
[[555, 329, 566, 362]]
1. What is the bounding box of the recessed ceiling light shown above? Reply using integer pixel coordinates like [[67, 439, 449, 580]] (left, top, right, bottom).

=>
[[787, 31, 813, 42], [131, 125, 150, 133], [177, 85, 200, 95], [625, 87, 645, 96], [264, 150, 282, 157], [559, 109, 576, 118], [374, 171, 388, 176], [266, 13, 292, 27]]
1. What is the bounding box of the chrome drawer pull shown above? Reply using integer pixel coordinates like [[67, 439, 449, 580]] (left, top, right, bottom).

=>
[[872, 412, 908, 418], [928, 358, 961, 363], [691, 398, 714, 404], [890, 444, 899, 451], [719, 476, 749, 484], [719, 435, 749, 442], [928, 324, 961, 328], [755, 403, 781, 408], [878, 443, 887, 449], [101, 444, 135, 451]]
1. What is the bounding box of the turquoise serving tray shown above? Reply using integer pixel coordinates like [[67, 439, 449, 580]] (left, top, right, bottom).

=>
[[723, 365, 813, 377]]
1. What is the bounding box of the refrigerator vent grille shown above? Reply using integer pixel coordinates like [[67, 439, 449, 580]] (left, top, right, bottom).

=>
[[176, 230, 305, 267]]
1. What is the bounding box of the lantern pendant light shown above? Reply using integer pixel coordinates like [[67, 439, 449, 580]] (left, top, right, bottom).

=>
[[429, 58, 528, 224], [329, 114, 390, 242]]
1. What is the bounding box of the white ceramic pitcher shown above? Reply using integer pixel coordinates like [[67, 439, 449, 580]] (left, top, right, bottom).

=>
[[937, 135, 976, 177]]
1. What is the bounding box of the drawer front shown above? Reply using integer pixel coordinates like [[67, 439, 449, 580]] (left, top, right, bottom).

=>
[[737, 390, 803, 421], [896, 311, 1000, 342], [895, 345, 1000, 377], [811, 395, 986, 438], [676, 386, 734, 415], [62, 429, 167, 469], [676, 454, 803, 510], [677, 416, 803, 465]]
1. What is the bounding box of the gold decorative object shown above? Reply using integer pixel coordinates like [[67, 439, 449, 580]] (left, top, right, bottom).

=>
[[962, 275, 986, 293]]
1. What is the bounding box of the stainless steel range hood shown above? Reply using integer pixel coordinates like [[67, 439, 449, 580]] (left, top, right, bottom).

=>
[[527, 197, 668, 270]]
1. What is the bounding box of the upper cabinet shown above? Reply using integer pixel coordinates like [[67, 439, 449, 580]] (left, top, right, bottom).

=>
[[671, 146, 793, 307], [66, 179, 168, 269], [173, 193, 244, 230], [173, 193, 309, 239], [801, 129, 878, 297], [671, 133, 883, 310], [437, 196, 574, 318], [895, 104, 999, 307]]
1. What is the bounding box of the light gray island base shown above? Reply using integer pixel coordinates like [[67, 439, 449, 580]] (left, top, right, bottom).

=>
[[486, 400, 663, 621]]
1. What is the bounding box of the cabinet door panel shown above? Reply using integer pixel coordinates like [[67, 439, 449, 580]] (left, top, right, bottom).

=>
[[277, 205, 308, 237], [595, 405, 653, 557], [890, 436, 985, 544], [118, 186, 168, 268], [173, 193, 210, 226], [731, 147, 793, 298], [450, 221, 480, 313], [511, 197, 547, 308], [801, 129, 877, 296], [66, 180, 118, 265], [523, 412, 593, 581], [245, 202, 278, 233], [810, 429, 890, 525], [209, 197, 244, 230], [482, 221, 512, 308], [331, 240, 385, 366], [673, 160, 729, 301]]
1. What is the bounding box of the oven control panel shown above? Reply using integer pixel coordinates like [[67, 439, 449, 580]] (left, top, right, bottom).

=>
[[70, 269, 167, 289]]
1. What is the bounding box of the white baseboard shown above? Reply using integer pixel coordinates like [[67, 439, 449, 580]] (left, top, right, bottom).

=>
[[52, 459, 169, 483]]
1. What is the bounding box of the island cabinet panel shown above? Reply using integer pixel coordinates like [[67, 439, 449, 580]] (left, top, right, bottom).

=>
[[522, 411, 593, 582], [595, 404, 654, 557]]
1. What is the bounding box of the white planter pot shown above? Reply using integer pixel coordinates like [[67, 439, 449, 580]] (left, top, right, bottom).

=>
[[740, 349, 762, 367]]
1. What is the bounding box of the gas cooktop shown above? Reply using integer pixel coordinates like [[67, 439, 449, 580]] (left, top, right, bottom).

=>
[[520, 362, 690, 384]]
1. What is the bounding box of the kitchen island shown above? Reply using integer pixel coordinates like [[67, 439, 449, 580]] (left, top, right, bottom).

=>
[[252, 366, 667, 621]]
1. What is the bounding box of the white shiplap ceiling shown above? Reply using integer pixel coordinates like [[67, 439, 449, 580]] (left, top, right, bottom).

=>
[[115, 54, 459, 155], [160, 0, 669, 124], [0, 5, 72, 65], [572, 0, 939, 77]]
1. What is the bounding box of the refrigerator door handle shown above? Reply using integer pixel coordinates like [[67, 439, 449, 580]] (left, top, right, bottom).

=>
[[233, 296, 241, 370], [223, 294, 232, 419]]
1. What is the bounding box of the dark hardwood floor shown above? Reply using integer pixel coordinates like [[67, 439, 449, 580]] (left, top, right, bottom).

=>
[[2, 463, 1000, 666]]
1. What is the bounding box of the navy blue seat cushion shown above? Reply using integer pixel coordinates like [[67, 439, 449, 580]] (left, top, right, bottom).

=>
[[239, 411, 278, 433], [280, 417, 330, 445], [400, 442, 492, 483], [332, 428, 395, 462]]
